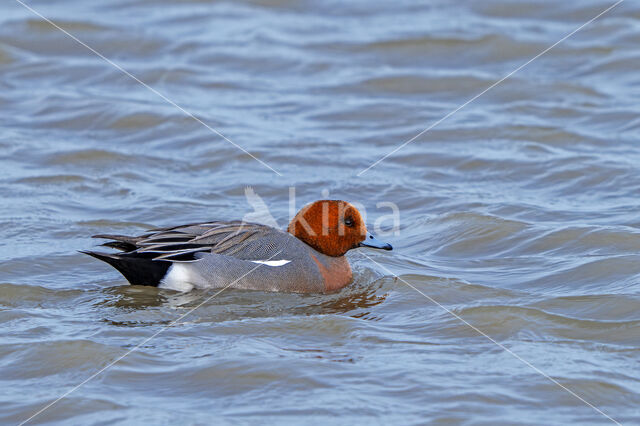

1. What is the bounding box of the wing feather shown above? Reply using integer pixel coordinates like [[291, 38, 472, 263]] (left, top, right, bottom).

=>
[[92, 221, 278, 262]]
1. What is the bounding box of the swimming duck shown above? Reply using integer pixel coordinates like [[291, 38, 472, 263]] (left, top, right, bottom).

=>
[[82, 200, 392, 293]]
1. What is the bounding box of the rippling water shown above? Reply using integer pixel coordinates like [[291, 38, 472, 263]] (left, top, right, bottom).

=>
[[1, 0, 640, 424]]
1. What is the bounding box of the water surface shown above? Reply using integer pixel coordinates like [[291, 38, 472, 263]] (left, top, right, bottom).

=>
[[1, 0, 640, 424]]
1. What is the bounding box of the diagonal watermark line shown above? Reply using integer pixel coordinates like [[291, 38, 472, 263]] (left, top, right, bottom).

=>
[[19, 250, 282, 426], [358, 251, 620, 425], [14, 0, 283, 176], [358, 0, 626, 176]]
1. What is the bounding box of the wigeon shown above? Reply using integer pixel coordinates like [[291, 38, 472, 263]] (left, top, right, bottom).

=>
[[82, 200, 392, 293]]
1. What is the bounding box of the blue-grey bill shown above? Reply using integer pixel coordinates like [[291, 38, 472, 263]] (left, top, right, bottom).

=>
[[359, 232, 393, 250]]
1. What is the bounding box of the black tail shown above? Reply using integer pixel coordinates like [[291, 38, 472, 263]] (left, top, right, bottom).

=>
[[92, 234, 143, 252], [81, 250, 170, 287]]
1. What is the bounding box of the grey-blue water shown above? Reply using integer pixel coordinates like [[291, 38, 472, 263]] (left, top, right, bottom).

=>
[[1, 0, 640, 424]]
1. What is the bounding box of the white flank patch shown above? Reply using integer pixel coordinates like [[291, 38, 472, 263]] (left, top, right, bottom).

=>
[[159, 263, 194, 292], [250, 259, 291, 267]]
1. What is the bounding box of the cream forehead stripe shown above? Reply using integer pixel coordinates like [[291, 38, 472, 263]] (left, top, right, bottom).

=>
[[250, 260, 291, 267]]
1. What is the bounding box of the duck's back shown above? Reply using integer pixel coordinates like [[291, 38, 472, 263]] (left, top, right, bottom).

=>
[[161, 225, 329, 292], [84, 221, 333, 293]]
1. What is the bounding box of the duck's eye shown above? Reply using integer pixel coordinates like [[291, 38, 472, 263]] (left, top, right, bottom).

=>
[[344, 218, 354, 227]]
